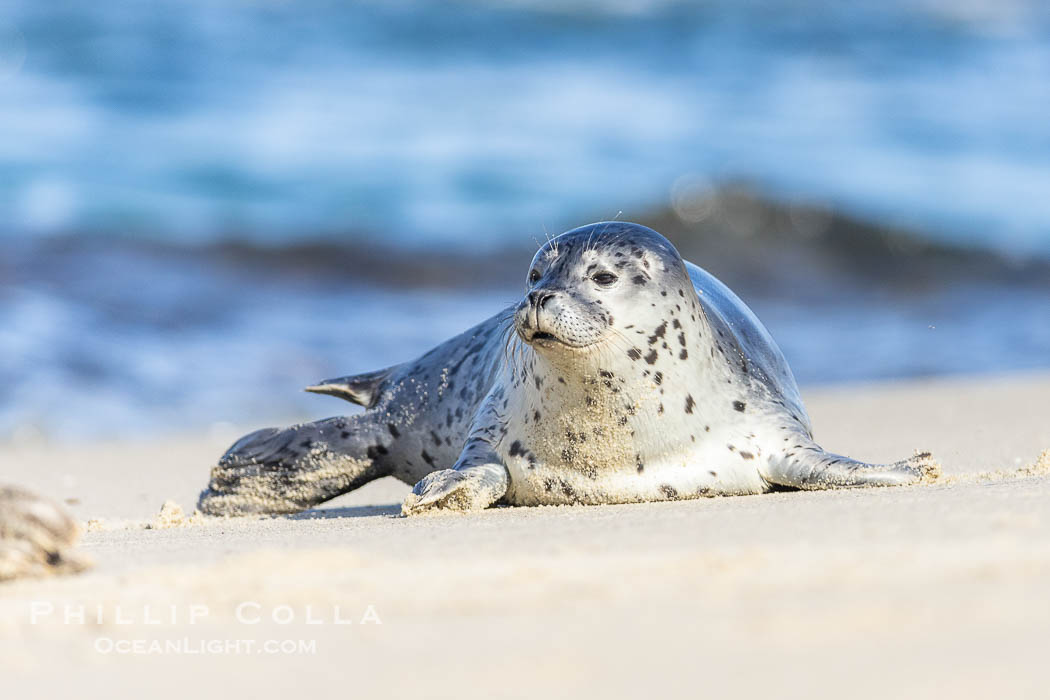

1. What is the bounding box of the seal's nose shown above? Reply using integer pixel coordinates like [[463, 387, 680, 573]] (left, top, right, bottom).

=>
[[528, 290, 555, 309]]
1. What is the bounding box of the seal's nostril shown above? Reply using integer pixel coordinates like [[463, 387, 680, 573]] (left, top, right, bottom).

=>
[[529, 290, 555, 309]]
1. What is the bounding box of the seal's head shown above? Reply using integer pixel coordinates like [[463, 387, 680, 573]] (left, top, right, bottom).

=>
[[514, 222, 689, 354]]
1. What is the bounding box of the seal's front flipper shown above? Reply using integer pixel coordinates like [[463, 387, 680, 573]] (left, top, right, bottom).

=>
[[305, 366, 397, 408], [0, 486, 91, 581], [402, 449, 508, 516], [197, 416, 391, 516], [401, 463, 508, 515], [763, 443, 940, 491]]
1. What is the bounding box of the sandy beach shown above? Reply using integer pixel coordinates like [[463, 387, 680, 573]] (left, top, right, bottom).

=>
[[2, 371, 1048, 698]]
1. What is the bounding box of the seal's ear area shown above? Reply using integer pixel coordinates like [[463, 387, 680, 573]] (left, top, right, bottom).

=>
[[305, 366, 396, 408]]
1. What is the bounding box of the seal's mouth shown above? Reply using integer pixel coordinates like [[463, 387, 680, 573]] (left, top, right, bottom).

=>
[[519, 329, 563, 347], [519, 327, 600, 351], [514, 293, 602, 350]]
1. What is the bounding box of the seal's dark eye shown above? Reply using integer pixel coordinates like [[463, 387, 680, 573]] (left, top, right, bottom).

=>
[[591, 271, 618, 287], [529, 269, 542, 284]]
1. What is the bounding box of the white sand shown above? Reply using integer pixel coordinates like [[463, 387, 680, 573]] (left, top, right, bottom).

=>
[[2, 372, 1049, 698]]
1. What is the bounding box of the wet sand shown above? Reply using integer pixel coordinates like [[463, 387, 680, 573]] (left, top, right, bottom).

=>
[[2, 372, 1049, 698]]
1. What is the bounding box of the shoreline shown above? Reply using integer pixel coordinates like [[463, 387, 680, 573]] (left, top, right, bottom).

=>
[[7, 192, 1049, 442]]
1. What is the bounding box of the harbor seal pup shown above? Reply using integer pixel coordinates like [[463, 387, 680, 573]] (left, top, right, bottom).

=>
[[197, 222, 938, 517]]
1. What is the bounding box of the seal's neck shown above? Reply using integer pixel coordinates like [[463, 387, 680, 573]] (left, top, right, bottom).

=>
[[513, 306, 726, 468]]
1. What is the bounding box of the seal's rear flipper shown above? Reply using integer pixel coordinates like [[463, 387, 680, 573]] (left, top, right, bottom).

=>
[[305, 366, 397, 408], [197, 416, 391, 516], [763, 445, 941, 490]]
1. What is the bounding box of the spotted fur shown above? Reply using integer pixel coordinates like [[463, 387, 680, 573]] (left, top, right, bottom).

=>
[[199, 222, 936, 516]]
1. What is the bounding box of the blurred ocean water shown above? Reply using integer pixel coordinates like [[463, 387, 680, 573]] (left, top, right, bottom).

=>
[[4, 0, 1050, 249], [0, 0, 1048, 440]]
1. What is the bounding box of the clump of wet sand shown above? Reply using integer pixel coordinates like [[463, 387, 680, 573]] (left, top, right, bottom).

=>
[[146, 500, 205, 529]]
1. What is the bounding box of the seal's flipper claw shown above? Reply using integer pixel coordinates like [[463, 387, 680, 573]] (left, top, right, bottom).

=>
[[197, 416, 391, 517], [403, 470, 469, 511], [305, 366, 397, 408], [0, 486, 91, 582], [402, 463, 509, 516], [764, 446, 941, 490]]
